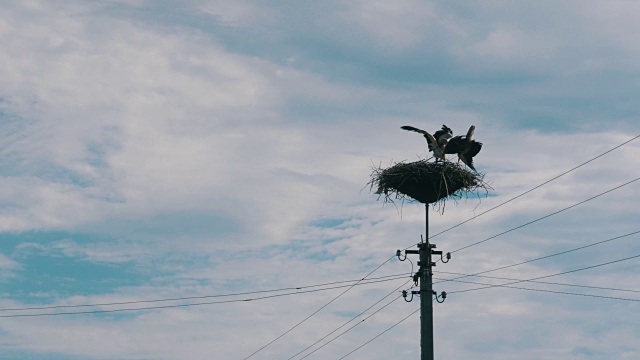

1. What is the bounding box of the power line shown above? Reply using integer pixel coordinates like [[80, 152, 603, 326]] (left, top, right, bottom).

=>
[[241, 255, 396, 360], [448, 177, 640, 255], [432, 229, 640, 286], [16, 134, 627, 350], [446, 252, 640, 295], [0, 275, 409, 318], [0, 272, 409, 313], [288, 280, 411, 360], [337, 307, 420, 360], [439, 278, 640, 303], [335, 251, 640, 359], [427, 133, 640, 242], [299, 295, 403, 359], [435, 270, 640, 294]]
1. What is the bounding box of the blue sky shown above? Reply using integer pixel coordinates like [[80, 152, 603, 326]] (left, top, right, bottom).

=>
[[0, 1, 639, 359]]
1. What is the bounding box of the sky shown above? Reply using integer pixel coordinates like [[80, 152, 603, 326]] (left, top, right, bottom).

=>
[[0, 1, 639, 359]]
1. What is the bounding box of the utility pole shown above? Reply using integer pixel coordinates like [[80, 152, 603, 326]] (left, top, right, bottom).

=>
[[400, 204, 448, 360], [420, 204, 434, 360]]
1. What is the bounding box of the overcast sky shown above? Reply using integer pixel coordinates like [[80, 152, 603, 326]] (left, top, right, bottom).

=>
[[1, 1, 639, 359]]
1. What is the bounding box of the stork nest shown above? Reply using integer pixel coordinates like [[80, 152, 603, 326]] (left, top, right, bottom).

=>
[[368, 160, 490, 206]]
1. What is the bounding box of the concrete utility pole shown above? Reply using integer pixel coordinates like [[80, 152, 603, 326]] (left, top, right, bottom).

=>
[[420, 204, 434, 360], [402, 204, 447, 360]]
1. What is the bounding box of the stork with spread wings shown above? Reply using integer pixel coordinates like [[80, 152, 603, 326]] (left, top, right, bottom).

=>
[[400, 124, 452, 161], [401, 124, 482, 171]]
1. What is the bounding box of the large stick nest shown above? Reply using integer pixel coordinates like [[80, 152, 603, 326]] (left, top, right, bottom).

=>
[[369, 160, 490, 205]]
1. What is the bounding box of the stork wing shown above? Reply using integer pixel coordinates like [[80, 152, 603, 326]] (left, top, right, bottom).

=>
[[423, 132, 438, 151], [468, 141, 482, 157], [444, 136, 463, 154], [401, 125, 428, 135], [401, 125, 438, 151], [465, 125, 476, 141]]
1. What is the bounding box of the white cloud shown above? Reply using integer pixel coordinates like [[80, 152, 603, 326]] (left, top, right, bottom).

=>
[[0, 1, 640, 360], [0, 253, 20, 283], [470, 23, 563, 64], [577, 0, 640, 57], [341, 0, 437, 49], [0, 0, 357, 239], [197, 0, 268, 26], [0, 253, 19, 270]]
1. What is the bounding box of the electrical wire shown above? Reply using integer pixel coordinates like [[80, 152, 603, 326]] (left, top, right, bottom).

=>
[[331, 246, 640, 360], [3, 136, 634, 353], [431, 229, 640, 287], [337, 307, 420, 360], [298, 295, 403, 359], [287, 279, 411, 360], [333, 237, 640, 359], [448, 177, 640, 255], [286, 251, 416, 359], [241, 255, 396, 360], [445, 252, 640, 295], [439, 278, 640, 302], [0, 275, 409, 318], [0, 272, 410, 313], [427, 133, 640, 242], [435, 270, 640, 294], [330, 234, 640, 359]]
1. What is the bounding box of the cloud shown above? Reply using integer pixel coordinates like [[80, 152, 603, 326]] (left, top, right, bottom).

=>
[[341, 0, 438, 49], [0, 0, 354, 238], [0, 1, 639, 360], [0, 252, 20, 283]]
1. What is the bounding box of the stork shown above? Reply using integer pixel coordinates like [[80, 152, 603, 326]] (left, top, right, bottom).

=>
[[444, 125, 482, 171], [400, 125, 453, 161]]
